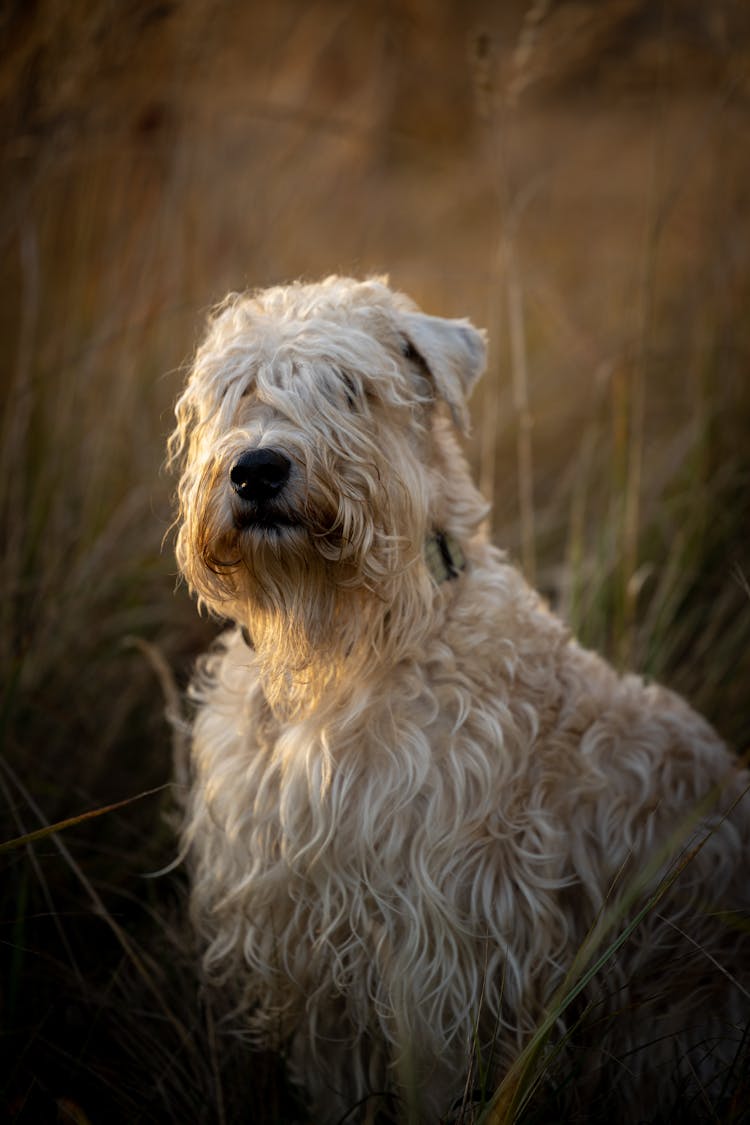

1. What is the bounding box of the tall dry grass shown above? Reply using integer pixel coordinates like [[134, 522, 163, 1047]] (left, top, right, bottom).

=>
[[2, 2, 749, 1122]]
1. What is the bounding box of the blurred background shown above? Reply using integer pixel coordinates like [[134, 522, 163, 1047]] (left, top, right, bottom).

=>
[[2, 1, 749, 1121]]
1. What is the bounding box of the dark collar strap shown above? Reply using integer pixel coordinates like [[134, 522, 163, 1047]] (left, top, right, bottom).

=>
[[425, 530, 465, 583]]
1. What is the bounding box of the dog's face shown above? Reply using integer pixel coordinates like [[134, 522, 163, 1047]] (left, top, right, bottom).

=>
[[169, 277, 486, 673]]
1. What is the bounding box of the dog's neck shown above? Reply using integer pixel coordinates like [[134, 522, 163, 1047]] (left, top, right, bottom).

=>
[[424, 530, 465, 584]]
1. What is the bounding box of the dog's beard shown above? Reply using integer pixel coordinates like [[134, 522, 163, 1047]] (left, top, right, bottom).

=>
[[241, 542, 361, 715], [182, 486, 430, 717]]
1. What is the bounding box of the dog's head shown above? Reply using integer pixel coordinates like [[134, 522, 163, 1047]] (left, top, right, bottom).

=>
[[168, 276, 486, 689]]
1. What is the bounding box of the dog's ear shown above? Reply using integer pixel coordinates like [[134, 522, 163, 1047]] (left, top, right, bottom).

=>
[[400, 312, 487, 433]]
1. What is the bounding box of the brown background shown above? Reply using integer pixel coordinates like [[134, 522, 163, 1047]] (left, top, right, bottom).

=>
[[2, 2, 749, 1121]]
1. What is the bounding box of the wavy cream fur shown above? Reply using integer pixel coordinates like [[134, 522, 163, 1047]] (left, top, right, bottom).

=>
[[170, 276, 749, 1122]]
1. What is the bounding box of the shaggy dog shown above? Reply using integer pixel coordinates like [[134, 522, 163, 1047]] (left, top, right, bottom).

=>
[[169, 276, 748, 1122]]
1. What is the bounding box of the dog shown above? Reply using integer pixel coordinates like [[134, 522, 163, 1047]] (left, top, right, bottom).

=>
[[169, 276, 749, 1122]]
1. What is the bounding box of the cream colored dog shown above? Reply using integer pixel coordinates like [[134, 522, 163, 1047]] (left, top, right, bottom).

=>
[[169, 276, 748, 1122]]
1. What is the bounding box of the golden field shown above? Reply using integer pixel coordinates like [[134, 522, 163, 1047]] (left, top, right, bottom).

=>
[[1, 2, 749, 1121]]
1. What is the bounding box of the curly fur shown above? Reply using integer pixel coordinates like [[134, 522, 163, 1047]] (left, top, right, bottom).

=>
[[169, 276, 749, 1122]]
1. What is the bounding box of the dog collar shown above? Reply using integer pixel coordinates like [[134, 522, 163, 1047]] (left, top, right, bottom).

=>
[[425, 530, 465, 583]]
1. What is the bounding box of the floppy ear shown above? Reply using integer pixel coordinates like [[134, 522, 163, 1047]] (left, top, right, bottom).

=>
[[399, 312, 487, 433]]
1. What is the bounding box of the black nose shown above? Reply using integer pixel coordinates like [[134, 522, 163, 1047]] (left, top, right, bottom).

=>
[[230, 449, 291, 502]]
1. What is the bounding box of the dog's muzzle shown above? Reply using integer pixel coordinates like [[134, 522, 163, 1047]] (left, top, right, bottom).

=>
[[230, 448, 293, 529]]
